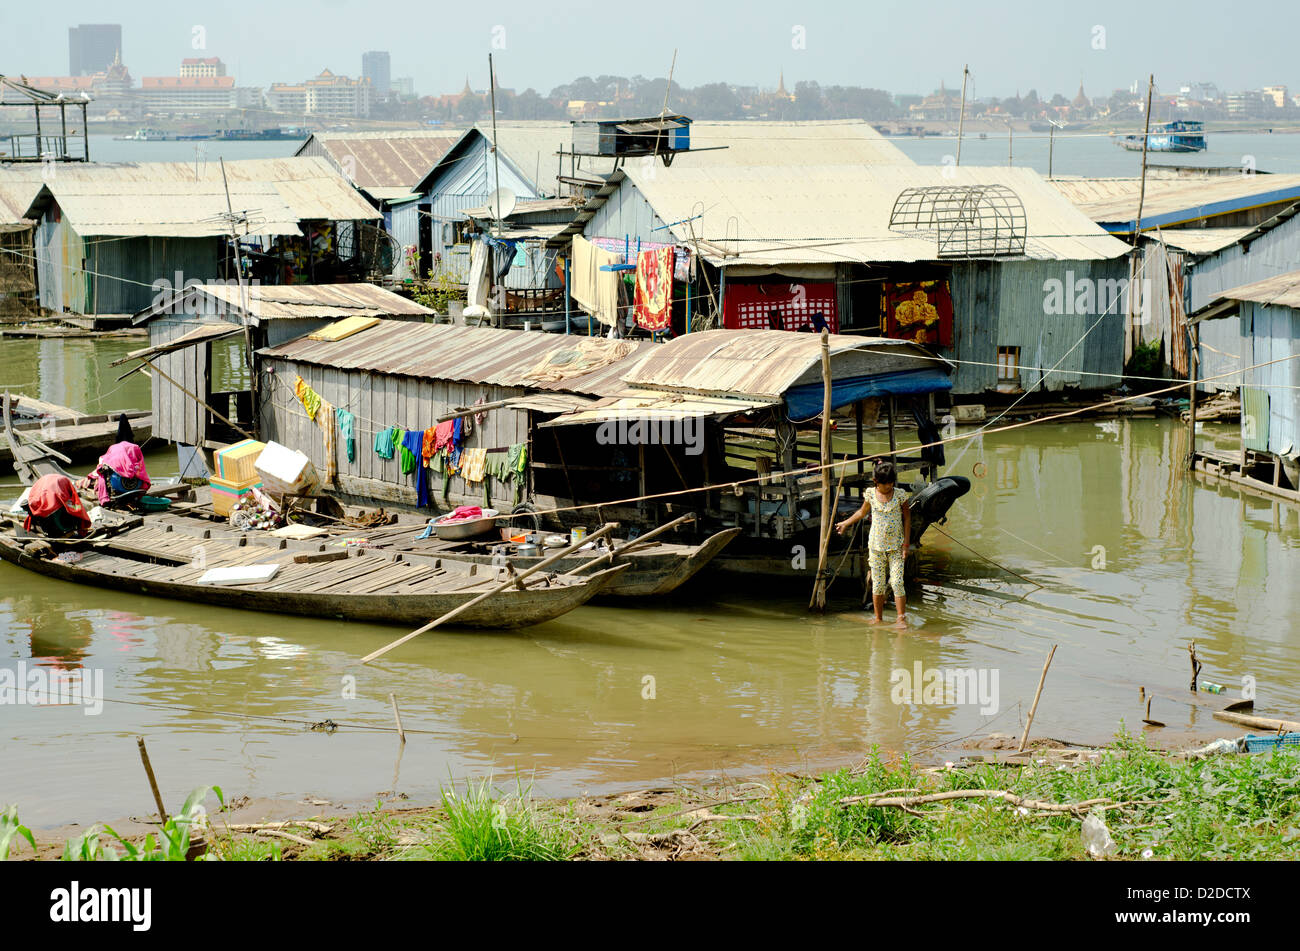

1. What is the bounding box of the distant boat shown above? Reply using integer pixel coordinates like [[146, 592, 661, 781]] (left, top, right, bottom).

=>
[[113, 128, 214, 142], [214, 128, 303, 141], [1117, 120, 1207, 153]]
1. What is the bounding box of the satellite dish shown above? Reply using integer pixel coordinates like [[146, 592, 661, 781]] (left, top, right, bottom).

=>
[[487, 187, 516, 221]]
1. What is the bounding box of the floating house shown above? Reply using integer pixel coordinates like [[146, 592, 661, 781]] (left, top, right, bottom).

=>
[[1053, 173, 1300, 378], [391, 119, 915, 289], [1188, 270, 1300, 502], [20, 157, 381, 316], [126, 282, 433, 449], [294, 129, 462, 276], [0, 168, 44, 318], [548, 162, 1130, 397], [250, 321, 952, 568]]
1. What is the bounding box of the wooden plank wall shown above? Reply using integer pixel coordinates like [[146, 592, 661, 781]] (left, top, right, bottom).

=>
[[262, 357, 531, 512], [149, 318, 210, 447]]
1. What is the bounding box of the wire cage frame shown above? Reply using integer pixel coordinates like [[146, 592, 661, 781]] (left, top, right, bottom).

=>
[[889, 184, 1028, 258]]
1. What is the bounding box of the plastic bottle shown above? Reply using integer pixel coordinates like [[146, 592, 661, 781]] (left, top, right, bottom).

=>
[[1199, 681, 1225, 694], [1082, 812, 1117, 858]]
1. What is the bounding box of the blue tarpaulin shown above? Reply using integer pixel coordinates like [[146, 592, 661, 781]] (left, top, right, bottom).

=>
[[785, 367, 952, 422]]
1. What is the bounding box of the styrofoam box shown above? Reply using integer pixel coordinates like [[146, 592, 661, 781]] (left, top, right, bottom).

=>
[[254, 441, 320, 497]]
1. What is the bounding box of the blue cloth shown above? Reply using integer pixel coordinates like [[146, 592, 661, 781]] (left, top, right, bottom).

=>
[[402, 429, 430, 507], [784, 368, 953, 423]]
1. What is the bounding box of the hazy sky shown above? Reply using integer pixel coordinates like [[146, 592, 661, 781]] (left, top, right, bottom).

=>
[[1, 0, 1295, 100]]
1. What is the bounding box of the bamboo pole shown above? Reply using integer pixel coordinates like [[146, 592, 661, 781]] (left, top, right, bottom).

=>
[[361, 522, 619, 664], [1017, 645, 1057, 753], [562, 512, 695, 575], [137, 736, 169, 823], [811, 330, 833, 612], [1212, 711, 1300, 733], [1186, 323, 1199, 470], [388, 693, 406, 744]]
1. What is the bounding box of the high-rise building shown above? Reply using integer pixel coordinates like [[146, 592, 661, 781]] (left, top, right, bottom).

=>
[[268, 70, 373, 117], [392, 77, 415, 98], [361, 51, 391, 98], [179, 57, 227, 79], [69, 24, 122, 76]]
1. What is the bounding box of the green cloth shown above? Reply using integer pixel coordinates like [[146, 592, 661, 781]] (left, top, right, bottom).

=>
[[400, 441, 416, 474], [507, 442, 527, 475], [373, 425, 396, 459], [483, 451, 509, 508], [338, 410, 355, 462], [505, 442, 528, 504]]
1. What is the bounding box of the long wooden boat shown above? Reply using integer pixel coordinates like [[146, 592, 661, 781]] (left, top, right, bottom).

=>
[[1, 392, 151, 475], [0, 516, 628, 629], [352, 525, 743, 598]]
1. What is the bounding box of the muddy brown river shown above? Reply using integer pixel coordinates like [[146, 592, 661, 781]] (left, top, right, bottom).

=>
[[2, 339, 1297, 827]]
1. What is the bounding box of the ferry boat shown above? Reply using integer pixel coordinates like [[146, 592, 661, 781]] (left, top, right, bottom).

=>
[[1116, 120, 1207, 153]]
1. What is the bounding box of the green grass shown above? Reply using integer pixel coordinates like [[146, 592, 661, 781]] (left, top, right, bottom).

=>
[[722, 733, 1300, 860], [428, 777, 578, 861]]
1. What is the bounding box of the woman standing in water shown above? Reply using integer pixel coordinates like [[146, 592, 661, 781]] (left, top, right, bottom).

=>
[[835, 460, 910, 626]]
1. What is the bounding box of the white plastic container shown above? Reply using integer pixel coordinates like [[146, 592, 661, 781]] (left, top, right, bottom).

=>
[[254, 441, 320, 497]]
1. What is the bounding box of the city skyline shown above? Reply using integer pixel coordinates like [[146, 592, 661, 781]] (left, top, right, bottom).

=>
[[1, 0, 1297, 104]]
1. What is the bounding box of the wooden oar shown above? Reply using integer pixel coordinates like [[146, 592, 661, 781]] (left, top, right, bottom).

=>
[[360, 522, 619, 664], [561, 512, 696, 576]]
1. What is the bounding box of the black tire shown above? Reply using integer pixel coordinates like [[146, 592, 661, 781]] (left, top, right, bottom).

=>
[[505, 503, 541, 534]]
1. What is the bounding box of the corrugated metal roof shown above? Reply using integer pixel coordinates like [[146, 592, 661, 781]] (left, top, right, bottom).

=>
[[624, 329, 947, 400], [296, 130, 462, 192], [1216, 270, 1300, 310], [540, 389, 777, 428], [259, 321, 653, 398], [1149, 227, 1254, 254], [1051, 174, 1300, 232], [612, 164, 1128, 265], [133, 282, 433, 324], [0, 166, 47, 225], [20, 157, 380, 237]]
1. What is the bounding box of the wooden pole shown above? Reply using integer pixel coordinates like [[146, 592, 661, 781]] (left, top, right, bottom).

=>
[[1212, 710, 1300, 733], [811, 329, 833, 611], [1187, 323, 1199, 470], [1017, 645, 1057, 752], [388, 693, 406, 744], [955, 65, 968, 166], [137, 736, 169, 823], [562, 512, 695, 575], [361, 522, 620, 664]]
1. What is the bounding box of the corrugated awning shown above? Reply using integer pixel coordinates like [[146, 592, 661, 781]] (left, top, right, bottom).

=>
[[541, 389, 777, 428], [111, 322, 242, 379], [505, 393, 596, 415]]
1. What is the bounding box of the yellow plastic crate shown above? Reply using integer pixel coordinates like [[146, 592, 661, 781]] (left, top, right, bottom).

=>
[[215, 439, 265, 483], [210, 475, 262, 518]]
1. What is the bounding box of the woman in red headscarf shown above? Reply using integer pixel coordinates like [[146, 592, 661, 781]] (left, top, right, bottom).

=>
[[23, 473, 92, 538]]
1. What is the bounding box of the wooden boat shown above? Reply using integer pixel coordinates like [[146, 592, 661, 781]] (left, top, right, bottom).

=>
[[364, 524, 743, 598], [0, 515, 628, 629], [1, 392, 151, 475]]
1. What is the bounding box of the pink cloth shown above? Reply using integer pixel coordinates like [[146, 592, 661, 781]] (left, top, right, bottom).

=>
[[444, 505, 483, 522], [89, 441, 151, 505], [433, 420, 455, 453]]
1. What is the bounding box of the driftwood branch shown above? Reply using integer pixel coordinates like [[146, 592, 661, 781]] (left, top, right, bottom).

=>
[[838, 789, 1113, 815]]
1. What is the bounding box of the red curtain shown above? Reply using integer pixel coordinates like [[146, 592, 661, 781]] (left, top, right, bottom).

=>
[[722, 282, 838, 333]]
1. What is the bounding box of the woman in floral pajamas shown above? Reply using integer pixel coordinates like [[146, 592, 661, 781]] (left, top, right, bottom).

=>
[[835, 460, 911, 626]]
